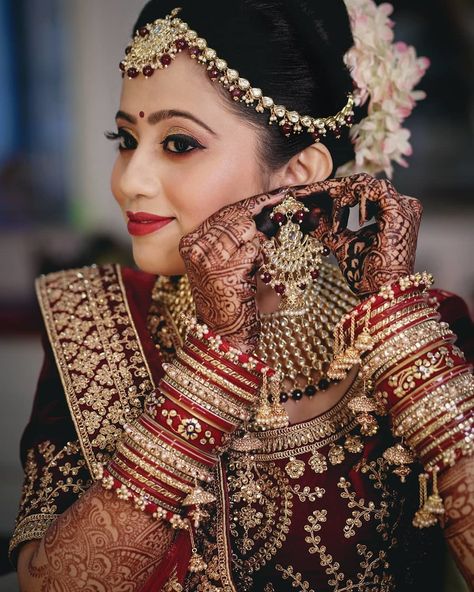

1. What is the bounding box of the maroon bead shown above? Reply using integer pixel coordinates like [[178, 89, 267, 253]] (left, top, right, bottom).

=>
[[272, 212, 286, 226], [298, 283, 307, 291], [175, 38, 188, 50], [160, 54, 172, 67], [142, 65, 154, 77], [125, 46, 132, 55], [138, 26, 149, 37], [304, 384, 317, 397], [318, 378, 330, 391], [281, 123, 293, 136], [127, 68, 139, 79], [292, 209, 305, 224], [345, 114, 354, 125], [322, 245, 330, 257], [333, 125, 341, 138], [280, 391, 289, 403], [119, 61, 126, 72], [311, 131, 321, 142], [208, 67, 220, 80], [274, 284, 286, 295], [291, 389, 303, 401], [230, 88, 244, 100], [310, 269, 320, 280], [261, 272, 272, 284], [189, 47, 202, 58]]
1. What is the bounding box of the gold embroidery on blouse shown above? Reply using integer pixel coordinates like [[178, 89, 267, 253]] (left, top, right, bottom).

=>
[[163, 568, 184, 591], [275, 564, 315, 592], [304, 505, 395, 591], [36, 264, 156, 474], [290, 484, 325, 502], [338, 476, 390, 539], [228, 460, 293, 572], [9, 439, 92, 558]]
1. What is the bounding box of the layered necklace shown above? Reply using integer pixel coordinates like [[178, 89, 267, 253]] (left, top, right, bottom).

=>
[[148, 261, 358, 402], [255, 262, 358, 402]]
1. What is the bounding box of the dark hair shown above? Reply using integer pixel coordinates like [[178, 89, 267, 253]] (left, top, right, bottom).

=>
[[133, 0, 362, 176]]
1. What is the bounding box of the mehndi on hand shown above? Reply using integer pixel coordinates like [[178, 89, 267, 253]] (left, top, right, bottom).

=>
[[179, 188, 286, 352], [291, 173, 423, 298]]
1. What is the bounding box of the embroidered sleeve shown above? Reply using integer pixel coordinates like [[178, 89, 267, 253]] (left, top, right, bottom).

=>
[[8, 334, 93, 565]]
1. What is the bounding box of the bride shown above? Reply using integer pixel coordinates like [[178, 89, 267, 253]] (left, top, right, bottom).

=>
[[11, 1, 474, 591]]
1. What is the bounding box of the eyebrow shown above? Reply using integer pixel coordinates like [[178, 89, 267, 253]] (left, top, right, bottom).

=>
[[115, 109, 217, 135]]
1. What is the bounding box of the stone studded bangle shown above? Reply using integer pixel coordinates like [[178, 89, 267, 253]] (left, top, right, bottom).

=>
[[99, 319, 272, 532]]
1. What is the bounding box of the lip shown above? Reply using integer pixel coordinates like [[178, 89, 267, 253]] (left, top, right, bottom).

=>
[[126, 211, 174, 237]]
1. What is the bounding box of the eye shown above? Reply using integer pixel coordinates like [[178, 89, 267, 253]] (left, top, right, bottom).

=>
[[105, 129, 137, 151], [161, 133, 204, 154]]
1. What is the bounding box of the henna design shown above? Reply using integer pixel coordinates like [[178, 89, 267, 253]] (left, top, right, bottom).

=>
[[179, 173, 420, 349], [439, 456, 474, 590], [20, 482, 173, 592], [290, 173, 423, 297], [179, 188, 286, 352]]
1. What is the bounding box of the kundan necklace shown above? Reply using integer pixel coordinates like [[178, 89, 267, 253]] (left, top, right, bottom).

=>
[[148, 261, 358, 404]]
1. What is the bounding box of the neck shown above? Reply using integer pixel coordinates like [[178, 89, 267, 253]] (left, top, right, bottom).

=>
[[255, 277, 282, 314]]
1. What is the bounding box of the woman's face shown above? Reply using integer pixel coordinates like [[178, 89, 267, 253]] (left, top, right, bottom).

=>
[[111, 53, 278, 275]]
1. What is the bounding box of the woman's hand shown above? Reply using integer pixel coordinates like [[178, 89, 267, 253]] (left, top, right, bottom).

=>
[[292, 173, 423, 298], [179, 189, 285, 353]]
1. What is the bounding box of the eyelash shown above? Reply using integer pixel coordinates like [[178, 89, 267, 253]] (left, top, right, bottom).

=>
[[105, 129, 204, 154]]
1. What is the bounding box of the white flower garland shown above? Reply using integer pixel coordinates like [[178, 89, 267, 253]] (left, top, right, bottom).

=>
[[337, 0, 430, 178]]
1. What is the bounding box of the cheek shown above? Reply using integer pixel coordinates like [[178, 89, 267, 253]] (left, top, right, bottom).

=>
[[110, 157, 125, 208], [167, 148, 264, 234]]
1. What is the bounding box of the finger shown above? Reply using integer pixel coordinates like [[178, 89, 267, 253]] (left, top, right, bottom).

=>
[[359, 191, 367, 227], [240, 185, 290, 217]]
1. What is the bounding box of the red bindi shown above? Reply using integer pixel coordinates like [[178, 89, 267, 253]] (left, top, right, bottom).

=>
[[139, 111, 145, 118]]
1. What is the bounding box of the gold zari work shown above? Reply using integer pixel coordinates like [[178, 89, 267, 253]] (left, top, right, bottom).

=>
[[10, 263, 448, 589]]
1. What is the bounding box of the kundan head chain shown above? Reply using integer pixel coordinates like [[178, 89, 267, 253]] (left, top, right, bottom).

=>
[[120, 7, 355, 144], [120, 3, 428, 178]]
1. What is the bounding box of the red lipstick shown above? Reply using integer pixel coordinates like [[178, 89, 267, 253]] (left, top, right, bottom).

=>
[[126, 211, 174, 236]]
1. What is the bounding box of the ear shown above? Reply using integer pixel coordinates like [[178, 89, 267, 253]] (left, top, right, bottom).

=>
[[272, 142, 333, 187]]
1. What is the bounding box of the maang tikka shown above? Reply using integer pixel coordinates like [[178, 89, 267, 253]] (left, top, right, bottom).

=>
[[259, 191, 329, 311]]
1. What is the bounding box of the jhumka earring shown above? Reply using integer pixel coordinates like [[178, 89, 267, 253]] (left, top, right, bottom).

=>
[[259, 191, 329, 312], [252, 370, 289, 430], [412, 469, 445, 528]]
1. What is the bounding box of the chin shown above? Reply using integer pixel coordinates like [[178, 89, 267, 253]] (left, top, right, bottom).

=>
[[131, 241, 186, 276]]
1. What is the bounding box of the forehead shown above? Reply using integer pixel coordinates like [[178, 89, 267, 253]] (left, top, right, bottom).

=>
[[120, 53, 222, 115]]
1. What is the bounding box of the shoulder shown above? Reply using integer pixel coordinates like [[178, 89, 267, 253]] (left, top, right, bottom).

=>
[[35, 263, 158, 327], [35, 263, 157, 302]]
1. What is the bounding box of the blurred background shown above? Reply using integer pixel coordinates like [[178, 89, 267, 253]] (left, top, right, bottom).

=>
[[0, 0, 472, 589]]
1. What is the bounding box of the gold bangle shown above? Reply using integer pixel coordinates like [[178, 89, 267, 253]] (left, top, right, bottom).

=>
[[391, 373, 473, 422], [116, 440, 191, 494], [362, 322, 450, 379], [177, 347, 257, 402], [417, 416, 474, 459], [159, 379, 238, 432], [125, 422, 213, 482], [184, 341, 259, 393], [167, 361, 249, 420], [106, 464, 181, 513], [369, 301, 432, 335], [426, 437, 474, 471], [164, 375, 244, 426], [406, 398, 474, 447], [111, 455, 184, 501]]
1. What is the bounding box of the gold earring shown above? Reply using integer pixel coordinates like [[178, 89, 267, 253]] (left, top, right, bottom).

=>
[[252, 370, 289, 430], [259, 190, 327, 312]]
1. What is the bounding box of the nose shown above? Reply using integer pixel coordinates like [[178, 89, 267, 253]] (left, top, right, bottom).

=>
[[118, 144, 161, 202]]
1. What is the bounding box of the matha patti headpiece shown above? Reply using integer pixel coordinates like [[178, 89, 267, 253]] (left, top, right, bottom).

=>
[[120, 7, 355, 142]]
